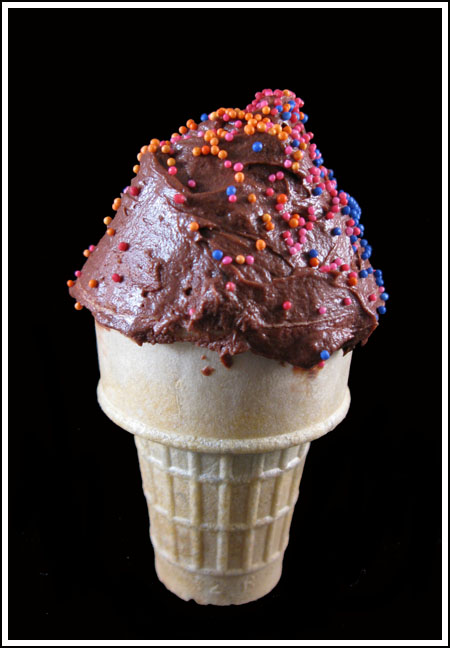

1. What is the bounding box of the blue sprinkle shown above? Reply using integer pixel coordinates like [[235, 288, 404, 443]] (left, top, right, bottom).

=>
[[380, 292, 389, 301], [212, 250, 223, 261], [309, 249, 319, 258], [281, 111, 292, 120], [377, 306, 387, 315], [320, 350, 330, 360], [376, 278, 384, 286], [332, 227, 342, 236], [292, 139, 300, 147], [367, 267, 374, 274], [359, 270, 368, 278], [312, 187, 323, 196], [252, 141, 263, 152], [200, 113, 209, 121], [226, 186, 236, 196], [301, 114, 309, 123], [342, 206, 350, 215], [320, 171, 325, 178], [288, 100, 296, 108], [374, 270, 383, 277], [352, 245, 358, 253], [361, 252, 369, 260], [350, 235, 358, 243], [276, 105, 283, 112], [360, 239, 368, 247]]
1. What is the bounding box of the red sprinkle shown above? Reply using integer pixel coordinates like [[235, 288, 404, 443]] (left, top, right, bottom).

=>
[[369, 294, 377, 301], [343, 297, 352, 305], [225, 282, 236, 291], [174, 193, 186, 204], [118, 242, 129, 251], [129, 186, 140, 196], [112, 273, 122, 283], [283, 301, 292, 310]]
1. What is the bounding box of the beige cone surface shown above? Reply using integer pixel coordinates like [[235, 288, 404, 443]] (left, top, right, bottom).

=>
[[95, 323, 352, 604]]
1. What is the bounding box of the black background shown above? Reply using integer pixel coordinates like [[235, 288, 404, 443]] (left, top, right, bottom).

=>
[[8, 6, 443, 642]]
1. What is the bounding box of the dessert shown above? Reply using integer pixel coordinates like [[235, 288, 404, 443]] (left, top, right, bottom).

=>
[[68, 88, 388, 605]]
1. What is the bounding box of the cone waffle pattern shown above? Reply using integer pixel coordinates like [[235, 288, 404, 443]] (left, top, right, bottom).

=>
[[135, 437, 309, 578]]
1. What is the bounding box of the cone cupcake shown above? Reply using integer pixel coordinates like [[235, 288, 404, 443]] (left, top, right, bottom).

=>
[[69, 87, 388, 605]]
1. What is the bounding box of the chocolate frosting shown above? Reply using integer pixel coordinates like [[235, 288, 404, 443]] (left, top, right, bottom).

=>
[[70, 89, 385, 368]]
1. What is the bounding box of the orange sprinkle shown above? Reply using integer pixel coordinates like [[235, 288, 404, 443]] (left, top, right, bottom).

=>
[[247, 118, 257, 127], [133, 164, 140, 173], [268, 128, 277, 136], [245, 112, 253, 121], [283, 103, 291, 112], [112, 198, 121, 210], [265, 222, 275, 231], [217, 128, 226, 138], [277, 194, 288, 204], [148, 144, 158, 153], [210, 137, 219, 147], [67, 279, 75, 287], [293, 151, 303, 161], [179, 126, 188, 134], [289, 218, 299, 228], [107, 228, 116, 236], [103, 216, 112, 225], [161, 144, 171, 154], [218, 149, 228, 159], [299, 112, 305, 121], [257, 122, 267, 132], [292, 162, 300, 172], [137, 152, 142, 161], [211, 145, 219, 155], [256, 239, 266, 251], [140, 145, 148, 155], [227, 109, 237, 119], [170, 133, 178, 140], [236, 255, 245, 264], [238, 110, 246, 119], [300, 142, 307, 151], [262, 106, 271, 115], [83, 249, 90, 257], [283, 125, 292, 134], [209, 111, 217, 120], [309, 258, 320, 267], [283, 89, 291, 96], [247, 193, 257, 203], [262, 213, 272, 223], [150, 139, 160, 147], [186, 119, 197, 130], [74, 302, 83, 310], [88, 279, 98, 288], [217, 108, 226, 117], [244, 124, 255, 135], [201, 145, 210, 155], [273, 124, 282, 133], [192, 147, 202, 157], [278, 132, 289, 141], [189, 222, 199, 232], [348, 277, 358, 286], [167, 157, 176, 166], [235, 172, 245, 182], [254, 114, 262, 122]]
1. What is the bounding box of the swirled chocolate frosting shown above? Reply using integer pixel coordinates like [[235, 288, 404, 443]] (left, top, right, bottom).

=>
[[69, 88, 387, 368]]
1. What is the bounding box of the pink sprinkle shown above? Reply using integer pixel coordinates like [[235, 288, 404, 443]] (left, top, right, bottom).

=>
[[282, 212, 291, 221], [226, 282, 236, 292], [349, 271, 357, 278], [343, 297, 352, 306], [266, 187, 274, 196], [235, 120, 243, 128], [298, 217, 306, 227], [300, 235, 307, 244], [379, 286, 385, 293], [307, 206, 315, 215], [318, 360, 325, 368], [234, 162, 243, 172], [334, 258, 343, 266], [285, 146, 293, 155], [340, 196, 348, 205], [286, 237, 294, 246], [224, 160, 232, 168], [275, 203, 284, 211], [294, 242, 302, 251], [168, 167, 177, 175], [331, 205, 340, 213], [306, 175, 313, 183], [222, 256, 233, 265], [268, 174, 276, 182], [332, 197, 339, 204], [270, 108, 278, 116], [289, 247, 297, 255], [305, 222, 314, 231], [310, 167, 320, 175], [188, 179, 196, 188], [319, 265, 330, 273], [329, 263, 338, 271], [74, 270, 81, 277], [225, 133, 234, 142], [369, 294, 377, 302], [123, 186, 129, 194], [228, 195, 237, 203], [318, 306, 327, 314], [222, 113, 230, 122], [189, 307, 196, 316], [299, 228, 307, 236], [245, 255, 254, 265], [276, 171, 284, 180], [89, 245, 96, 252], [345, 227, 354, 236], [284, 160, 292, 168], [174, 193, 185, 204], [308, 214, 317, 222]]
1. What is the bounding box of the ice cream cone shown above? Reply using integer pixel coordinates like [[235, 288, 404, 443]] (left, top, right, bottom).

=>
[[95, 322, 352, 605]]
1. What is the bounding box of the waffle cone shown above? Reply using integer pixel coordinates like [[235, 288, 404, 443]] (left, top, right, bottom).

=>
[[95, 323, 352, 604]]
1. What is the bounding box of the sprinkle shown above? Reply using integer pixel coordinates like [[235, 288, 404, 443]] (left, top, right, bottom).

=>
[[226, 282, 236, 291], [332, 227, 342, 236], [74, 270, 81, 277], [168, 167, 177, 175], [118, 242, 129, 251], [74, 302, 83, 310], [380, 292, 389, 301], [252, 142, 263, 152], [103, 217, 112, 225], [312, 187, 323, 196], [129, 186, 140, 197], [224, 160, 232, 168], [88, 279, 98, 288], [222, 256, 233, 264], [343, 297, 352, 305], [167, 158, 176, 166], [265, 221, 275, 232], [340, 264, 350, 272], [107, 228, 116, 236], [377, 306, 387, 315], [189, 307, 196, 316], [235, 172, 245, 182], [283, 301, 292, 310], [276, 171, 284, 180], [256, 239, 266, 251], [192, 147, 202, 157], [212, 250, 224, 261], [83, 249, 90, 257], [348, 276, 358, 286], [318, 306, 327, 314], [248, 193, 257, 203], [112, 198, 121, 211], [112, 273, 122, 283], [309, 257, 319, 267], [188, 179, 196, 188], [66, 280, 75, 287], [317, 360, 325, 368], [228, 195, 237, 203], [245, 255, 254, 265], [174, 193, 186, 204], [189, 222, 199, 232], [226, 186, 237, 196], [233, 163, 244, 172], [368, 294, 377, 302], [236, 255, 245, 264], [320, 350, 330, 360], [309, 249, 318, 257], [268, 174, 276, 182], [266, 188, 274, 197]]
